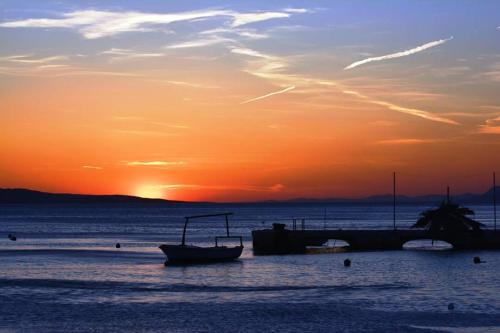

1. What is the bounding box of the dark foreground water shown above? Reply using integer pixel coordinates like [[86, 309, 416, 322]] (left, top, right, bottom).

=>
[[1, 203, 500, 332]]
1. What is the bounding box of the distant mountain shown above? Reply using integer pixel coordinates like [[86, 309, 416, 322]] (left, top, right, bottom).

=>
[[285, 187, 500, 205], [0, 187, 498, 205], [0, 188, 182, 204]]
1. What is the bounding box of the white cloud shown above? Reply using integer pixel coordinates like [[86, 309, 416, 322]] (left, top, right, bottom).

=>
[[344, 37, 453, 70], [38, 64, 70, 70], [230, 12, 290, 27], [283, 8, 310, 14], [241, 85, 295, 104], [101, 48, 164, 62], [200, 27, 268, 39], [125, 161, 186, 166], [1, 54, 68, 64], [82, 165, 102, 170], [165, 36, 233, 49], [230, 47, 274, 59], [0, 9, 233, 39], [236, 30, 268, 39], [0, 8, 304, 39], [0, 54, 70, 75]]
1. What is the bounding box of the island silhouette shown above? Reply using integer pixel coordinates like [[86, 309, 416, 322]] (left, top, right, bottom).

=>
[[1, 187, 498, 205]]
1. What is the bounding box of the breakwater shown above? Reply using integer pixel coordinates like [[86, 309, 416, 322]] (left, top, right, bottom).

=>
[[252, 224, 500, 255]]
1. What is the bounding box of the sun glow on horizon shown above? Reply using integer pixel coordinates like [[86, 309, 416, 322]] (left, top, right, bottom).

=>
[[134, 185, 165, 199]]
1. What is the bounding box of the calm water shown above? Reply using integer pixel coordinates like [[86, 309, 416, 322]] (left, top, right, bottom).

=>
[[1, 203, 500, 332]]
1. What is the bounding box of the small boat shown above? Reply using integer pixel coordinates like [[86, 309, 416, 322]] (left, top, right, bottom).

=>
[[159, 213, 243, 265]]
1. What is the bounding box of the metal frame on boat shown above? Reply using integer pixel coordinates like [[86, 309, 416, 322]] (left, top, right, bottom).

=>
[[159, 212, 243, 265]]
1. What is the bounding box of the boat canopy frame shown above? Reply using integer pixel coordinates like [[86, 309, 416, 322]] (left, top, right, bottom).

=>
[[181, 212, 242, 247]]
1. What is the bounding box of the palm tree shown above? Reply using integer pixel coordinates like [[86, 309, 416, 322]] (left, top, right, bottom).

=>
[[412, 201, 484, 235]]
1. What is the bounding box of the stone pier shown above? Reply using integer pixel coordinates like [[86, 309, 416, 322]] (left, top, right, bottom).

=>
[[251, 224, 500, 255]]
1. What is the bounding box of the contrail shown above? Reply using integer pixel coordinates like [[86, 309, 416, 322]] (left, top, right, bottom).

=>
[[342, 90, 458, 125], [344, 37, 453, 70], [240, 85, 295, 104]]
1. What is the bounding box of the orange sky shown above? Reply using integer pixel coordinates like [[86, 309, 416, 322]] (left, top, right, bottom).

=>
[[1, 2, 499, 201]]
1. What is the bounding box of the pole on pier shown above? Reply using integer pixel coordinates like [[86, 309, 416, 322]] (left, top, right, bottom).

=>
[[225, 214, 230, 237], [181, 217, 188, 246], [494, 172, 497, 231], [393, 172, 396, 231]]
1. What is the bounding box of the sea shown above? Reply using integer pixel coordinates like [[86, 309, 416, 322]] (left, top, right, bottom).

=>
[[1, 203, 500, 332]]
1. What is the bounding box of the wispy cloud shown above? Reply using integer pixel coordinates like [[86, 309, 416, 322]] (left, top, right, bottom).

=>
[[38, 64, 70, 70], [342, 90, 458, 125], [145, 183, 285, 192], [111, 129, 179, 136], [101, 48, 164, 62], [344, 37, 453, 70], [0, 9, 230, 39], [376, 138, 438, 145], [82, 165, 102, 170], [230, 46, 295, 85], [1, 54, 68, 64], [0, 54, 70, 75], [283, 8, 310, 14], [200, 27, 269, 39], [165, 36, 232, 49], [483, 62, 500, 82], [158, 80, 219, 89], [230, 12, 290, 27], [230, 47, 274, 59], [0, 8, 305, 39], [125, 161, 186, 166], [478, 116, 500, 134], [229, 45, 458, 126], [241, 85, 295, 104]]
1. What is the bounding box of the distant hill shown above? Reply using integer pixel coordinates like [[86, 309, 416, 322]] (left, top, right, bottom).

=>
[[0, 187, 498, 205], [285, 187, 500, 205], [0, 188, 182, 204]]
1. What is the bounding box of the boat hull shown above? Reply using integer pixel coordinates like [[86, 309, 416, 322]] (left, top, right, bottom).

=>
[[159, 244, 243, 264]]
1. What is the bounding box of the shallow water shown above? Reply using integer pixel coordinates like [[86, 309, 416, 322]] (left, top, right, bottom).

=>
[[1, 203, 499, 332]]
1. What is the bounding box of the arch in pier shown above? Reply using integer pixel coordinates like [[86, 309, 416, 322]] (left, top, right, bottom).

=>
[[402, 239, 453, 250], [323, 239, 350, 248]]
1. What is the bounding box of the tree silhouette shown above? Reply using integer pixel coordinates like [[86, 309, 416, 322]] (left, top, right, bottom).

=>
[[412, 201, 484, 234]]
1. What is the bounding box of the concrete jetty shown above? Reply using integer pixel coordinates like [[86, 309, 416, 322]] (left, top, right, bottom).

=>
[[251, 224, 500, 255]]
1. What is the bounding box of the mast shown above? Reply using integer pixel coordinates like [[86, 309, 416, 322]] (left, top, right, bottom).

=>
[[447, 186, 450, 203], [393, 171, 396, 231], [494, 172, 497, 231], [181, 217, 189, 246]]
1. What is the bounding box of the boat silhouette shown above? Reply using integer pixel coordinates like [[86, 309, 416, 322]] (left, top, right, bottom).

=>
[[159, 213, 243, 265]]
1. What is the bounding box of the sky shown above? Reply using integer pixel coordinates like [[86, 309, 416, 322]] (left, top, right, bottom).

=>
[[0, 0, 499, 201]]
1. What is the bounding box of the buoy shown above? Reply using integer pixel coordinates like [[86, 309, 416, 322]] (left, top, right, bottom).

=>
[[448, 303, 455, 310], [344, 259, 351, 267], [115, 243, 121, 249], [473, 256, 482, 264], [9, 234, 16, 241]]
